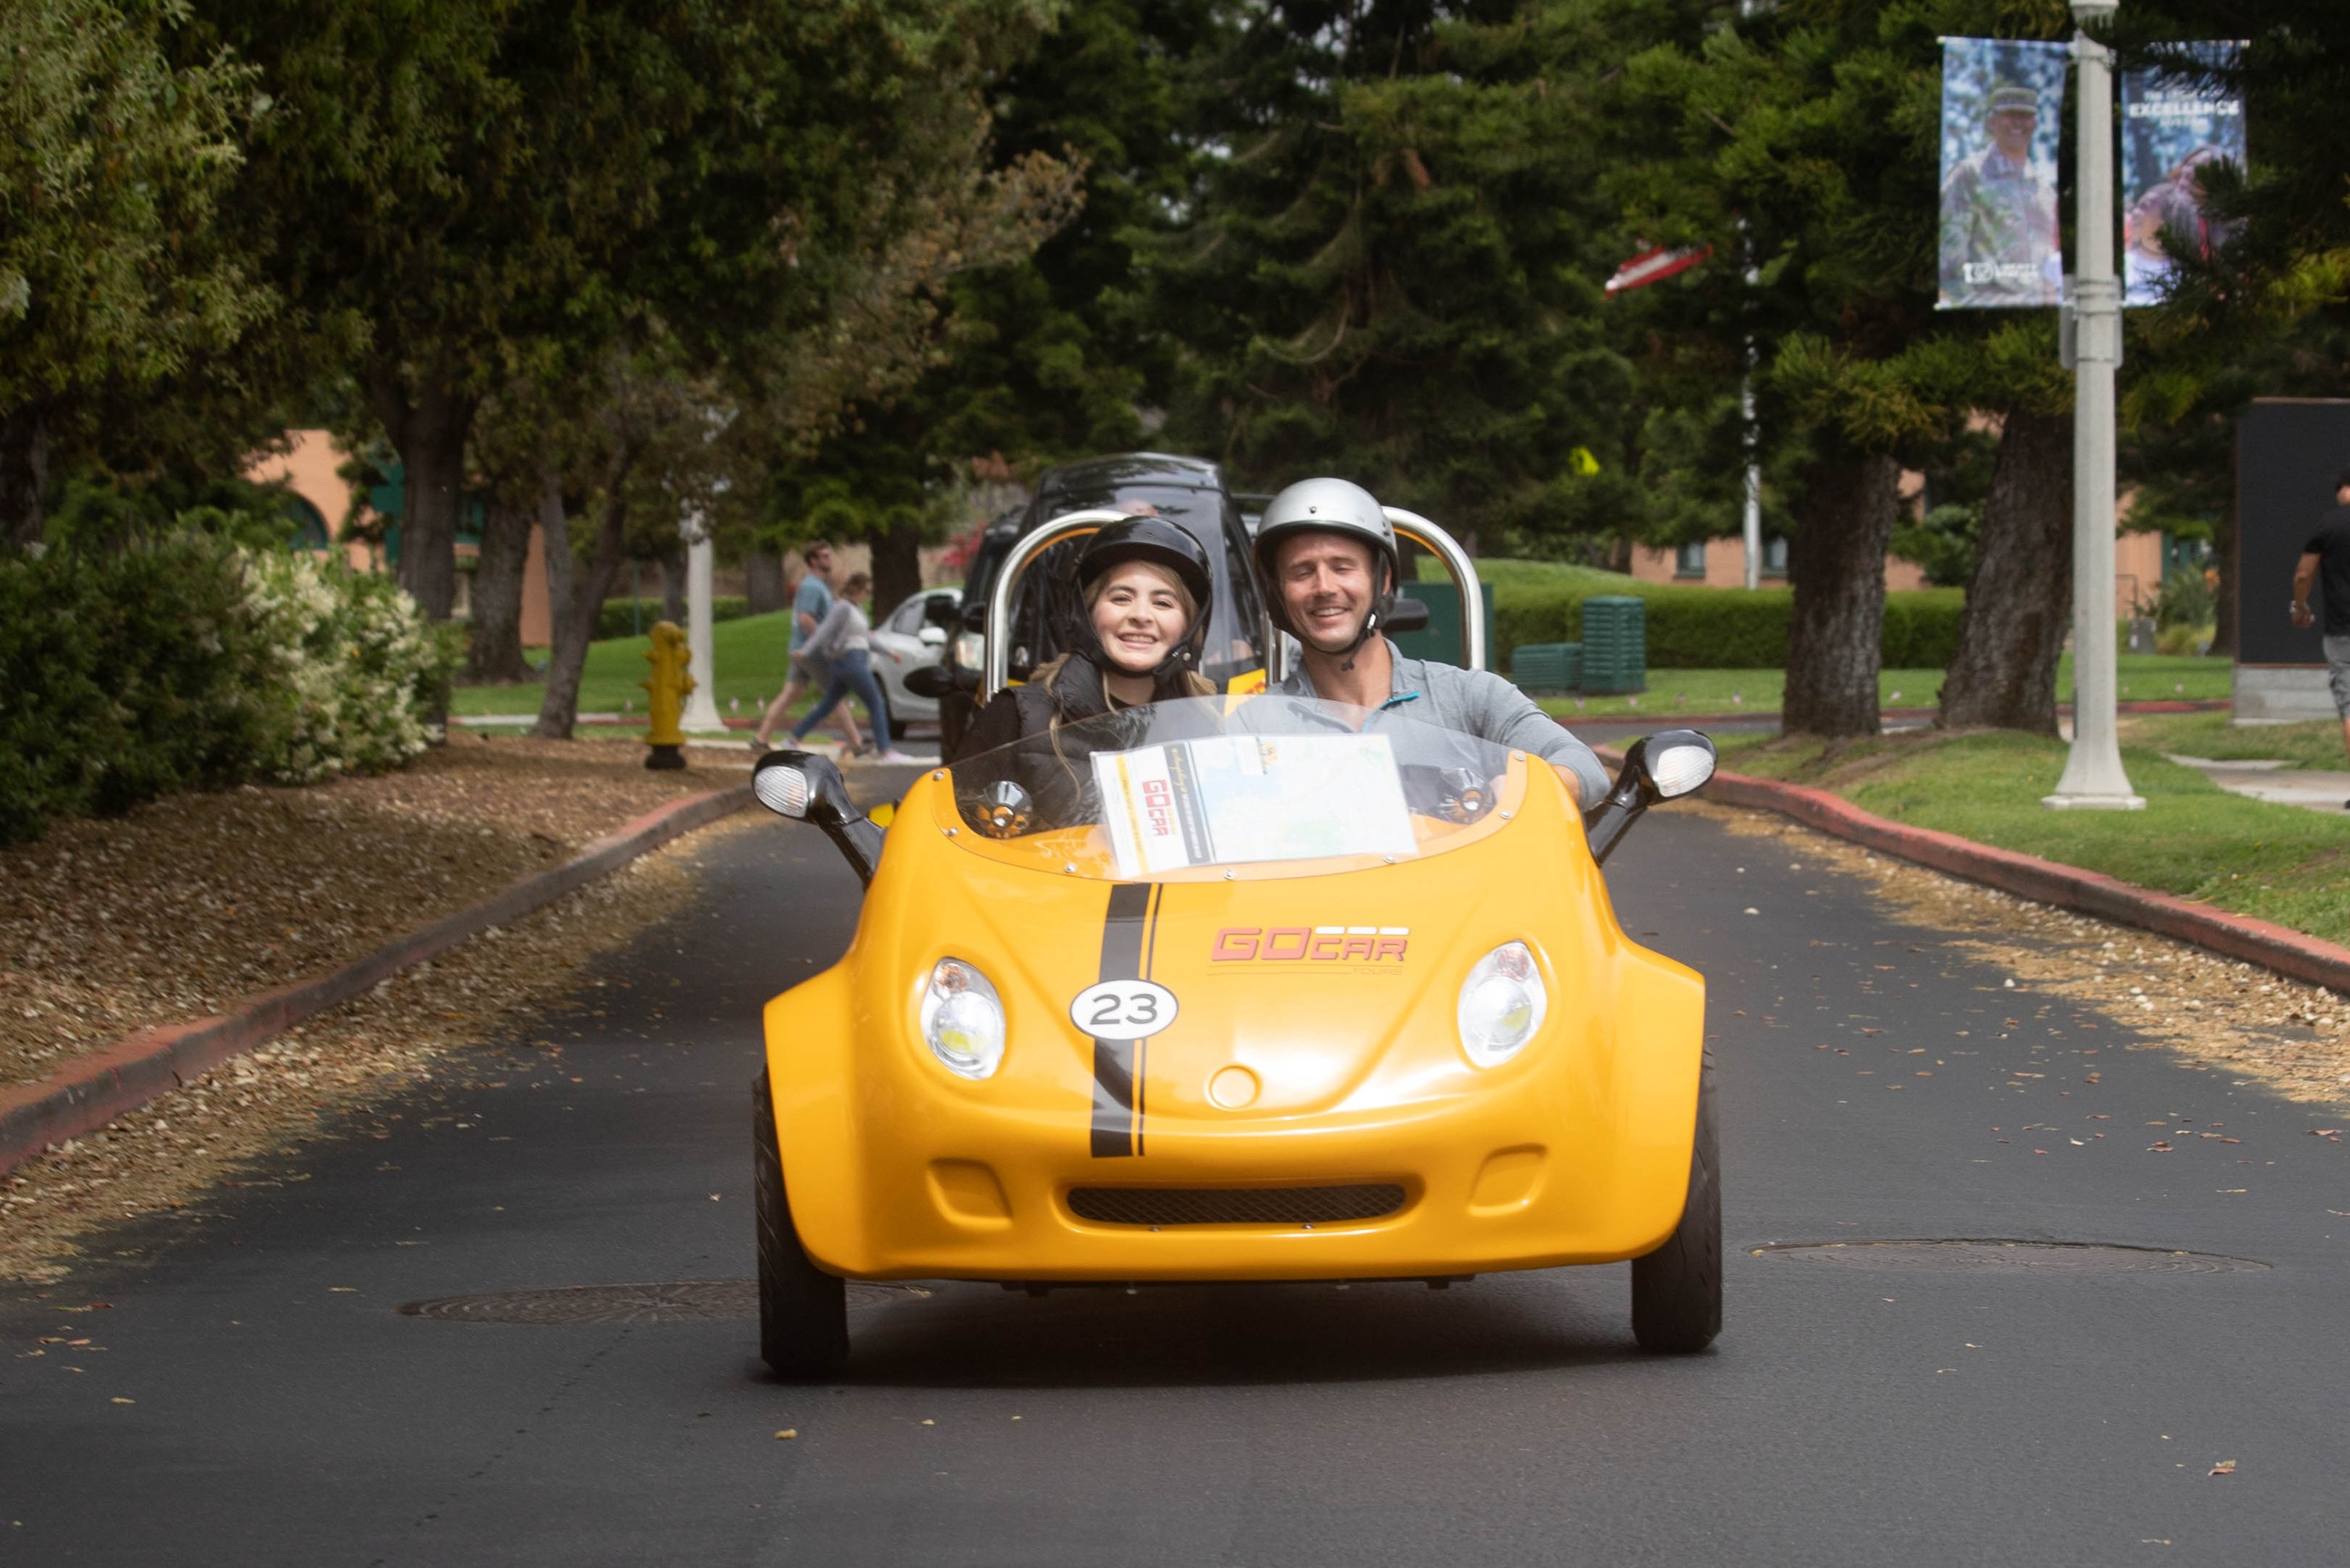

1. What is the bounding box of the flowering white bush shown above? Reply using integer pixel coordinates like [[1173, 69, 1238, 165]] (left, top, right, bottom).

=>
[[238, 549, 446, 782]]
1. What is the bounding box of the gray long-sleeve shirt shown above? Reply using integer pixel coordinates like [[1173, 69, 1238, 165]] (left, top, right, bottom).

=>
[[1268, 638, 1611, 808]]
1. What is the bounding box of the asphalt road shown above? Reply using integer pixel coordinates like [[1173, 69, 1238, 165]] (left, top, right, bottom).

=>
[[5, 791, 2347, 1566]]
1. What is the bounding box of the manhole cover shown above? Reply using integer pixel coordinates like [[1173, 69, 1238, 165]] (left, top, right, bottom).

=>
[[397, 1280, 929, 1324], [1750, 1240, 2266, 1274]]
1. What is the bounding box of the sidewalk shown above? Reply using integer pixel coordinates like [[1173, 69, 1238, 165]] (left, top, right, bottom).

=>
[[2167, 755, 2350, 815]]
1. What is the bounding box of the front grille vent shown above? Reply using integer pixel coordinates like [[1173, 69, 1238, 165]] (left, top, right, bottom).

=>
[[1068, 1183, 1407, 1227]]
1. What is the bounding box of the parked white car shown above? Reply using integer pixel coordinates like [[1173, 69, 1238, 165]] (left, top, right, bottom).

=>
[[867, 587, 960, 731]]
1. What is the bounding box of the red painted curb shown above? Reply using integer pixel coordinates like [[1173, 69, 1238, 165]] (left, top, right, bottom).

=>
[[1604, 743, 2350, 995], [0, 782, 753, 1176]]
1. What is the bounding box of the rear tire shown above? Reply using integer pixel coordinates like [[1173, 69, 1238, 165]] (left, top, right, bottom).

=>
[[754, 1072, 848, 1379], [1631, 1049, 1720, 1353]]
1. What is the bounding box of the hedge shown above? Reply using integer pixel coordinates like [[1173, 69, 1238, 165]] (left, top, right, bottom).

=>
[[0, 538, 448, 845], [594, 596, 750, 641], [1479, 564, 1964, 671]]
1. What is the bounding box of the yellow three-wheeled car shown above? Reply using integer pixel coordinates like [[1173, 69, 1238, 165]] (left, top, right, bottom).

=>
[[750, 508, 1718, 1378]]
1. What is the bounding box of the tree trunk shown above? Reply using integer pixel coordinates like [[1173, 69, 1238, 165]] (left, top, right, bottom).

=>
[[536, 447, 638, 739], [1939, 410, 2073, 734], [745, 548, 786, 614], [371, 380, 475, 622], [871, 521, 924, 621], [466, 498, 536, 683], [540, 471, 575, 641], [1783, 446, 1900, 737], [0, 406, 50, 550]]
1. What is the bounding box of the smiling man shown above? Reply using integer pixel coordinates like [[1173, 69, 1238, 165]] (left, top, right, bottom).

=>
[[1254, 478, 1609, 808]]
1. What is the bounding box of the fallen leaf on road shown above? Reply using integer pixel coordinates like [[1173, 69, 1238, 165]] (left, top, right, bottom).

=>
[[2148, 1141, 2175, 1152], [2312, 1129, 2341, 1140], [2210, 1459, 2236, 1476], [110, 1397, 132, 1405], [774, 1429, 797, 1440]]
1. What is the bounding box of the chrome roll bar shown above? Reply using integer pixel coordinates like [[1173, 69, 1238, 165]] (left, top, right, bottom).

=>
[[1383, 507, 1486, 672]]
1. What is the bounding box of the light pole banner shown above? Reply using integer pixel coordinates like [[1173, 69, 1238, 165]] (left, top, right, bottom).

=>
[[2120, 43, 2244, 307], [1937, 38, 2069, 309]]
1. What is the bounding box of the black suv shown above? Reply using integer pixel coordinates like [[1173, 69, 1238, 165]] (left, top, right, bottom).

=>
[[921, 453, 1268, 758]]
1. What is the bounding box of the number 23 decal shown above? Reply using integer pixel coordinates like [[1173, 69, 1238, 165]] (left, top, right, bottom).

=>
[[1070, 980, 1179, 1041]]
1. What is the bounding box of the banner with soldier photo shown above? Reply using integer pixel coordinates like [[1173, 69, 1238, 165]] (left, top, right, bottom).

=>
[[2121, 43, 2245, 307], [1937, 38, 2070, 309]]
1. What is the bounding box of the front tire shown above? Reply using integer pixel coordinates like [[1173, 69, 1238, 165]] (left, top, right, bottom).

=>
[[1631, 1050, 1720, 1353], [754, 1072, 848, 1379]]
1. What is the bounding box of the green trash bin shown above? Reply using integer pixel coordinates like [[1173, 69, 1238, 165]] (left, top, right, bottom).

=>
[[1509, 641, 1582, 695], [1579, 596, 1647, 694]]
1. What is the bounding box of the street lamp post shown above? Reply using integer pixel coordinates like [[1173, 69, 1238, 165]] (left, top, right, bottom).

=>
[[681, 507, 725, 735], [2044, 0, 2144, 810]]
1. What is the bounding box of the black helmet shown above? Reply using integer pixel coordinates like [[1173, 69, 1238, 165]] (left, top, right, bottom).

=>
[[1252, 477, 1400, 650], [1072, 514, 1216, 676]]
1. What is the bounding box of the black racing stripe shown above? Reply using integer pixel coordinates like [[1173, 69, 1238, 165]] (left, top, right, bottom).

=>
[[1090, 882, 1155, 1158], [1135, 884, 1164, 1157]]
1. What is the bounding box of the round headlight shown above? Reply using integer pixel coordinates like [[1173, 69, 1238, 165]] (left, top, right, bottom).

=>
[[920, 958, 1006, 1079], [1456, 941, 1548, 1068]]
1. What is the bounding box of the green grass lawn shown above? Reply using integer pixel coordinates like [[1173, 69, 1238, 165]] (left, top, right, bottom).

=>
[[451, 612, 808, 722], [1531, 653, 2229, 721], [2119, 710, 2348, 769], [1712, 728, 2350, 942], [450, 598, 2232, 732]]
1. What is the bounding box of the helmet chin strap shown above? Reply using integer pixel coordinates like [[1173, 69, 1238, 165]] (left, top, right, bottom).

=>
[[1332, 564, 1391, 673]]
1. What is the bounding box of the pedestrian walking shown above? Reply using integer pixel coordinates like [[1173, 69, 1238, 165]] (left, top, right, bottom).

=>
[[786, 573, 916, 764], [752, 540, 863, 753], [2289, 466, 2350, 798]]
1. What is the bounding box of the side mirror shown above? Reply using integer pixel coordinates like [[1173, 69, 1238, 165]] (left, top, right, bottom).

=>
[[903, 663, 964, 699], [1581, 728, 1716, 867], [924, 596, 964, 630], [1386, 596, 1432, 634], [918, 624, 947, 648], [753, 750, 886, 887]]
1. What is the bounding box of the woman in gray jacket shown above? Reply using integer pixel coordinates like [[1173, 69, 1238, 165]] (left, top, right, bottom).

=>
[[783, 573, 917, 764]]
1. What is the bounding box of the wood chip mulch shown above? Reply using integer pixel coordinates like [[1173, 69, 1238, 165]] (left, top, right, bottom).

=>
[[0, 734, 747, 1090]]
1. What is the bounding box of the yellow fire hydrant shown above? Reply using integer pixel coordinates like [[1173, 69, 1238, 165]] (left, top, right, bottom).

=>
[[642, 620, 694, 771]]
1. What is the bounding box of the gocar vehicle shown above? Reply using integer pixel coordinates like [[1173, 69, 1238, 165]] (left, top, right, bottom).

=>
[[751, 508, 1718, 1378]]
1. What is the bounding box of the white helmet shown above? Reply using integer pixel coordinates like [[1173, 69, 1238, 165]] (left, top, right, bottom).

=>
[[1252, 478, 1401, 645]]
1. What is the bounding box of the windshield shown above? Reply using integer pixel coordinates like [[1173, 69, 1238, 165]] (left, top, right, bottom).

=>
[[942, 695, 1521, 882]]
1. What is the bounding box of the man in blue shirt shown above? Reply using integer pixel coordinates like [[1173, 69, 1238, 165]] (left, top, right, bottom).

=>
[[751, 540, 866, 752]]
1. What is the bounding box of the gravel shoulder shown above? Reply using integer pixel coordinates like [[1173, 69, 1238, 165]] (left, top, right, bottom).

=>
[[1693, 798, 2350, 1114], [0, 735, 749, 1090]]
